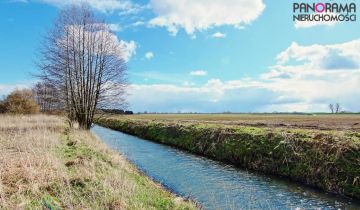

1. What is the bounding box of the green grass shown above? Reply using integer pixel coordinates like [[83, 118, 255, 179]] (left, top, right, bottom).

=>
[[53, 128, 197, 210]]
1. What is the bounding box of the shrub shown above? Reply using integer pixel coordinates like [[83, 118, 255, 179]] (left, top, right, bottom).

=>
[[125, 111, 134, 115], [2, 89, 40, 114], [0, 101, 5, 113]]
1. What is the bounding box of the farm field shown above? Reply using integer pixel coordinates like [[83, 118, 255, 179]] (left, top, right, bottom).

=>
[[107, 114, 360, 131]]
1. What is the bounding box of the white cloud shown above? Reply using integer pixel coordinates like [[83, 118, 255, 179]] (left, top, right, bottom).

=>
[[119, 40, 137, 62], [109, 24, 122, 31], [275, 40, 360, 68], [149, 0, 265, 35], [59, 24, 136, 62], [145, 51, 154, 60], [127, 39, 360, 113], [212, 32, 226, 38], [259, 39, 360, 111], [0, 83, 32, 97], [294, 13, 337, 29], [127, 79, 280, 113], [182, 81, 195, 86], [132, 21, 145, 27], [190, 70, 207, 76], [294, 19, 336, 29]]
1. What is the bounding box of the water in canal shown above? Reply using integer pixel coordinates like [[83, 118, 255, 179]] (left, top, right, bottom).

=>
[[91, 125, 360, 210]]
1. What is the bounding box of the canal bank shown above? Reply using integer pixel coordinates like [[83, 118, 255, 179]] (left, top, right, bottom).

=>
[[95, 117, 360, 200], [92, 124, 360, 209]]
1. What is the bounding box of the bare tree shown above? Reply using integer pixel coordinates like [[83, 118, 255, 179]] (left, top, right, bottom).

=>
[[329, 104, 334, 114], [33, 81, 62, 112], [335, 103, 341, 114], [38, 4, 127, 129]]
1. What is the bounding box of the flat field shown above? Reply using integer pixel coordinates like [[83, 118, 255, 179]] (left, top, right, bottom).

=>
[[112, 114, 360, 131]]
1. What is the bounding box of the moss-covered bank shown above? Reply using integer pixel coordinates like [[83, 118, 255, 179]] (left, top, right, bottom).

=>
[[95, 118, 360, 200]]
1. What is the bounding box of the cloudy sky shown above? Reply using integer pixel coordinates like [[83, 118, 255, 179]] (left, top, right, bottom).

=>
[[0, 0, 359, 113]]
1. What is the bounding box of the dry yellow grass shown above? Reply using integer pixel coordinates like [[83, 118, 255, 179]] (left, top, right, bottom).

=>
[[0, 115, 196, 209], [0, 115, 64, 208]]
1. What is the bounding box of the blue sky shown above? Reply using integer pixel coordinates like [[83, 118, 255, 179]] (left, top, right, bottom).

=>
[[1, 0, 360, 113]]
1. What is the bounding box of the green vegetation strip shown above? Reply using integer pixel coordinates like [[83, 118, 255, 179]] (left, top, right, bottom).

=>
[[32, 128, 196, 210], [95, 118, 360, 199]]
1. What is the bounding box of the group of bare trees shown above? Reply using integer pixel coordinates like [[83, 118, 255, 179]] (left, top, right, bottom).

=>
[[329, 103, 341, 114], [38, 5, 127, 129], [32, 82, 62, 112]]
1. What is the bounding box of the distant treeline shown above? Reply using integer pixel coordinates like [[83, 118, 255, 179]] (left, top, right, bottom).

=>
[[0, 88, 134, 116], [98, 109, 134, 115], [134, 111, 358, 115]]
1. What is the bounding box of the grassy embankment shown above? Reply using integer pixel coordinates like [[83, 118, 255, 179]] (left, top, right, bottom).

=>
[[96, 115, 360, 199], [0, 115, 196, 209]]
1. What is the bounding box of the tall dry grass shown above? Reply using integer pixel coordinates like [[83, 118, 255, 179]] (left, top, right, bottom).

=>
[[0, 115, 196, 209], [0, 115, 64, 208]]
